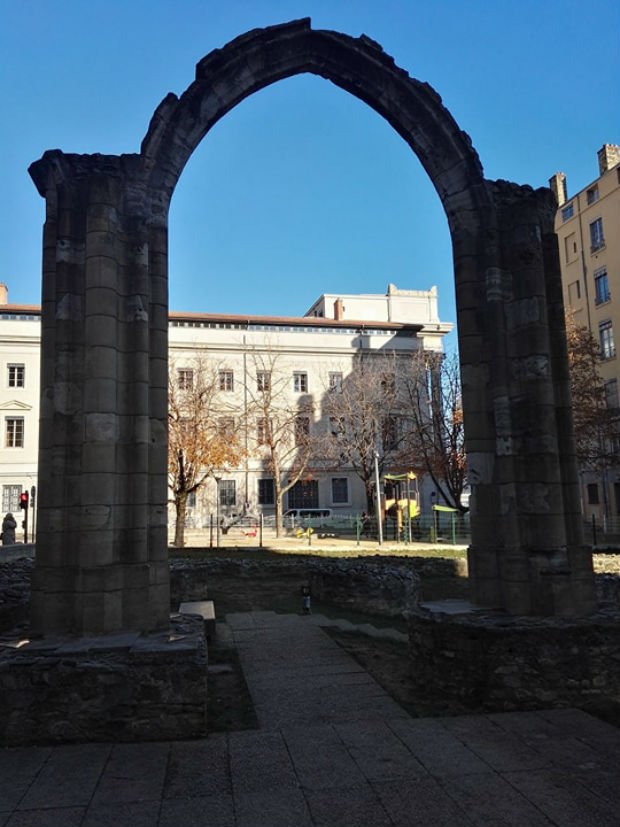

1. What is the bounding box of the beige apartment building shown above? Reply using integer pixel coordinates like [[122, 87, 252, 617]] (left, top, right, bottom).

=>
[[551, 143, 620, 520], [0, 283, 452, 537]]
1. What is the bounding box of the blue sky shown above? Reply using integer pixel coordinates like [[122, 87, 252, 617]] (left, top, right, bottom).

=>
[[1, 0, 618, 352]]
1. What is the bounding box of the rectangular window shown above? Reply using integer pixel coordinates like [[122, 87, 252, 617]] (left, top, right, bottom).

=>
[[219, 370, 234, 392], [329, 416, 345, 437], [7, 364, 25, 388], [331, 477, 349, 505], [5, 418, 24, 448], [293, 372, 308, 393], [257, 417, 270, 445], [294, 416, 310, 446], [586, 186, 599, 205], [564, 233, 578, 264], [257, 371, 271, 392], [219, 480, 236, 507], [177, 368, 194, 390], [590, 217, 605, 252], [587, 483, 599, 505], [258, 478, 274, 505], [288, 480, 319, 510], [605, 379, 619, 409], [568, 280, 581, 304], [594, 268, 610, 305], [2, 484, 21, 513], [217, 416, 235, 436], [561, 203, 574, 221], [599, 320, 615, 360], [381, 373, 396, 396], [328, 372, 343, 392], [382, 416, 399, 450]]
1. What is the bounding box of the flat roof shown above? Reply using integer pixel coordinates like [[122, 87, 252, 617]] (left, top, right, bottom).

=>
[[0, 304, 421, 332], [170, 310, 421, 331]]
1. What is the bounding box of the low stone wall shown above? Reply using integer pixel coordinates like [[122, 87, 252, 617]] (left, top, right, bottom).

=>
[[170, 556, 422, 618], [0, 614, 207, 746], [307, 561, 420, 617], [1, 553, 619, 628], [0, 555, 33, 632], [408, 606, 620, 712]]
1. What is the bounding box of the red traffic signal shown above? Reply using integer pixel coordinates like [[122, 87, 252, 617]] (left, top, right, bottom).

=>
[[19, 492, 29, 510]]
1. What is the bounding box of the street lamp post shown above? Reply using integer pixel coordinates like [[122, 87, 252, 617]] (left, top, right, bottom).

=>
[[373, 450, 383, 545], [214, 475, 222, 548]]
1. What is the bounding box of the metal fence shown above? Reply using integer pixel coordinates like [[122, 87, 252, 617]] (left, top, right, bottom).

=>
[[174, 511, 472, 547], [584, 515, 620, 547]]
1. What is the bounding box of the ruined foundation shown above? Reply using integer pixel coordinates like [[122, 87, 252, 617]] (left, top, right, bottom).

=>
[[408, 606, 620, 712], [0, 614, 207, 746]]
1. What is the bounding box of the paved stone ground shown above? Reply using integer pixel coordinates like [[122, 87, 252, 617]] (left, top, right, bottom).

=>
[[1, 610, 619, 826]]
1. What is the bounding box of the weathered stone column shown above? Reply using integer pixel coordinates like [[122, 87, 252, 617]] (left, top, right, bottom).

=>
[[466, 182, 595, 616], [29, 151, 170, 636]]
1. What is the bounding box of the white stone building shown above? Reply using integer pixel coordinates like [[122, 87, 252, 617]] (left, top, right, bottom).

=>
[[0, 284, 452, 534]]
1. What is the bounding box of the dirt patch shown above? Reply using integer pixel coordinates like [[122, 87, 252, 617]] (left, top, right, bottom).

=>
[[207, 636, 258, 733]]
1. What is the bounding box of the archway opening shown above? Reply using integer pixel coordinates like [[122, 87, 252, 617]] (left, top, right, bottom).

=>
[[169, 73, 453, 326]]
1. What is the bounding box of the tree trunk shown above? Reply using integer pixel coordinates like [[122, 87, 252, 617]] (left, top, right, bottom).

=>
[[174, 493, 187, 547], [274, 491, 283, 538], [272, 452, 283, 538], [364, 477, 375, 513]]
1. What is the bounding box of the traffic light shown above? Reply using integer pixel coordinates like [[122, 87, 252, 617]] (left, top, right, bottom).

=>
[[19, 491, 29, 510]]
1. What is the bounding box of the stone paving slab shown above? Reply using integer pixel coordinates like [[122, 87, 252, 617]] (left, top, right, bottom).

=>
[[89, 742, 169, 806], [17, 743, 111, 810], [303, 783, 394, 827], [6, 806, 85, 826], [0, 610, 619, 826], [503, 767, 620, 827], [165, 735, 231, 799], [0, 747, 50, 812]]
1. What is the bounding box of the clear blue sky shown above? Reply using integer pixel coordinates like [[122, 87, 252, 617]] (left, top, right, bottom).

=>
[[1, 0, 618, 351]]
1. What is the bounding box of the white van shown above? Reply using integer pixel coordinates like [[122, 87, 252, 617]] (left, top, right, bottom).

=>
[[284, 508, 332, 524]]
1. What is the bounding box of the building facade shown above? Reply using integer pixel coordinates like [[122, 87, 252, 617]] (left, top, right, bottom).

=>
[[0, 283, 452, 536], [551, 143, 620, 520]]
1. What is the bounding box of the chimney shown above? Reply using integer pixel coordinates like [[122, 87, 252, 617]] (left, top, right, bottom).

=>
[[598, 144, 620, 175], [548, 172, 567, 206], [334, 299, 344, 320], [0, 284, 7, 306]]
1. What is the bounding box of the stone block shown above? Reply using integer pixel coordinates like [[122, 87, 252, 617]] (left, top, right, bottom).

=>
[[81, 443, 117, 474], [0, 616, 207, 745], [85, 286, 120, 319], [84, 313, 118, 348], [179, 600, 216, 638], [408, 607, 620, 711], [85, 412, 119, 443], [84, 377, 119, 414]]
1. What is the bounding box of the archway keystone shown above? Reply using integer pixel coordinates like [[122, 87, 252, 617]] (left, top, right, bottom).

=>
[[28, 19, 594, 635]]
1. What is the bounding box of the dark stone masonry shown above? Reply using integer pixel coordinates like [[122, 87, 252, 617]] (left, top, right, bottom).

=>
[[0, 614, 207, 747], [408, 606, 620, 712], [10, 17, 616, 743], [29, 19, 594, 639]]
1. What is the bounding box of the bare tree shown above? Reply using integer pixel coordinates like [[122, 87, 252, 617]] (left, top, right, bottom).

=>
[[246, 351, 320, 536], [169, 358, 243, 547], [401, 351, 468, 512], [322, 353, 410, 511], [565, 311, 618, 470]]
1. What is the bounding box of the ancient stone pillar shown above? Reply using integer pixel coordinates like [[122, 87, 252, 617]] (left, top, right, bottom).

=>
[[28, 152, 170, 636], [466, 182, 595, 616]]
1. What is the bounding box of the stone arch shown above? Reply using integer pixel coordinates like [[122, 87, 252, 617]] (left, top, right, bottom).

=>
[[28, 19, 594, 636], [140, 21, 488, 228]]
